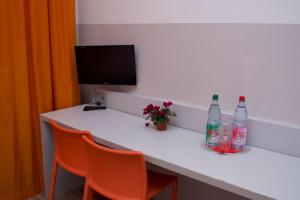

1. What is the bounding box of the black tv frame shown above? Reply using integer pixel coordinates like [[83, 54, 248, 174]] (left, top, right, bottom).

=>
[[75, 45, 137, 85]]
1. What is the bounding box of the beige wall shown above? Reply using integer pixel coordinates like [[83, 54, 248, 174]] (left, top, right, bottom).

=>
[[77, 23, 300, 126], [76, 0, 300, 127]]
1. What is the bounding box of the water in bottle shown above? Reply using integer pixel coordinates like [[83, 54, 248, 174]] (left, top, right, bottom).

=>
[[231, 96, 248, 151], [217, 120, 232, 153], [206, 94, 221, 148]]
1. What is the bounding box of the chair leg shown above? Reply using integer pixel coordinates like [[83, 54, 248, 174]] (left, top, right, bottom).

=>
[[49, 159, 58, 200], [88, 187, 94, 200], [83, 182, 89, 200], [171, 179, 178, 200]]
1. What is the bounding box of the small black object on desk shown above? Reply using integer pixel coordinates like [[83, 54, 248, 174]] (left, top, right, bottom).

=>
[[83, 104, 106, 111]]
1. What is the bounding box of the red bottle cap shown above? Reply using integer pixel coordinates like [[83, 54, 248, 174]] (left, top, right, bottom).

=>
[[239, 96, 246, 101]]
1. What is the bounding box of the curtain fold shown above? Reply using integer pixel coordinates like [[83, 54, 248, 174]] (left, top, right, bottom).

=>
[[0, 0, 79, 199], [48, 0, 79, 109]]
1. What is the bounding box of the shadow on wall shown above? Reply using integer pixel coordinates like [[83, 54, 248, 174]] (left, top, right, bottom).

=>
[[79, 84, 137, 103], [147, 163, 250, 200]]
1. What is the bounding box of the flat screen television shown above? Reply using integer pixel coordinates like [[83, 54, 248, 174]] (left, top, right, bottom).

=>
[[75, 45, 136, 85]]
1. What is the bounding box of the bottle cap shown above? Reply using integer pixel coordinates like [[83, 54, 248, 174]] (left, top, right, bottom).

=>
[[239, 96, 246, 101], [212, 94, 218, 101]]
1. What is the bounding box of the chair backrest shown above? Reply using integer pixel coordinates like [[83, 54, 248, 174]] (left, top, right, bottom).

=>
[[49, 120, 92, 177], [82, 136, 148, 200]]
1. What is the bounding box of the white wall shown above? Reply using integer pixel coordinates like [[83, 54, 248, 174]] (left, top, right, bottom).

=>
[[77, 0, 300, 24], [76, 0, 300, 127]]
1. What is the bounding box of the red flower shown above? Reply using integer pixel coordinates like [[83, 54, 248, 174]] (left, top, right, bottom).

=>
[[153, 106, 160, 110], [143, 104, 154, 115], [142, 101, 176, 128], [163, 101, 173, 107], [158, 110, 166, 116]]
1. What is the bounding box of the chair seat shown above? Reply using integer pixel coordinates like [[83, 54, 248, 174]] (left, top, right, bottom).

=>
[[82, 135, 178, 200], [147, 170, 178, 199]]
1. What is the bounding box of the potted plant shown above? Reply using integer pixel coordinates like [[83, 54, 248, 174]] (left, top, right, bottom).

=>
[[143, 101, 177, 131]]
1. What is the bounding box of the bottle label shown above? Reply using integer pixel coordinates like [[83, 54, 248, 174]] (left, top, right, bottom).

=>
[[231, 128, 247, 149], [206, 124, 221, 146]]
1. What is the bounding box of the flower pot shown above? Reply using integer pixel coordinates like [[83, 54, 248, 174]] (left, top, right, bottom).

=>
[[155, 121, 169, 131]]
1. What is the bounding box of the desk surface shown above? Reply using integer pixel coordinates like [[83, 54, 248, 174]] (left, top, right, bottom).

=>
[[41, 105, 300, 200]]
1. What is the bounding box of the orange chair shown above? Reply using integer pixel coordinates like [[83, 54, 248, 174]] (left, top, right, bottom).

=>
[[82, 135, 178, 200], [49, 120, 93, 200]]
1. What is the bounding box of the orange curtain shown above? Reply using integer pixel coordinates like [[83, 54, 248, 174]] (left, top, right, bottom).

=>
[[0, 0, 79, 199]]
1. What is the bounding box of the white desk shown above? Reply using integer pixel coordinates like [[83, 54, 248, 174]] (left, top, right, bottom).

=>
[[40, 105, 300, 200]]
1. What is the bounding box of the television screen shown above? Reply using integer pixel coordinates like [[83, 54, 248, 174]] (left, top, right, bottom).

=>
[[75, 45, 136, 85]]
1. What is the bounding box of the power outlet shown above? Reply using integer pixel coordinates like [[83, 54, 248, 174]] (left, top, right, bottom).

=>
[[89, 92, 106, 106]]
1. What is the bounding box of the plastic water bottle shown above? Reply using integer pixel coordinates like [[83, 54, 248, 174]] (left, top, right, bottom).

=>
[[231, 96, 248, 151], [206, 94, 221, 147]]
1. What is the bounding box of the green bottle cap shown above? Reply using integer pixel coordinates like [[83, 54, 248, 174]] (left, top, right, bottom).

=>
[[212, 94, 218, 101]]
